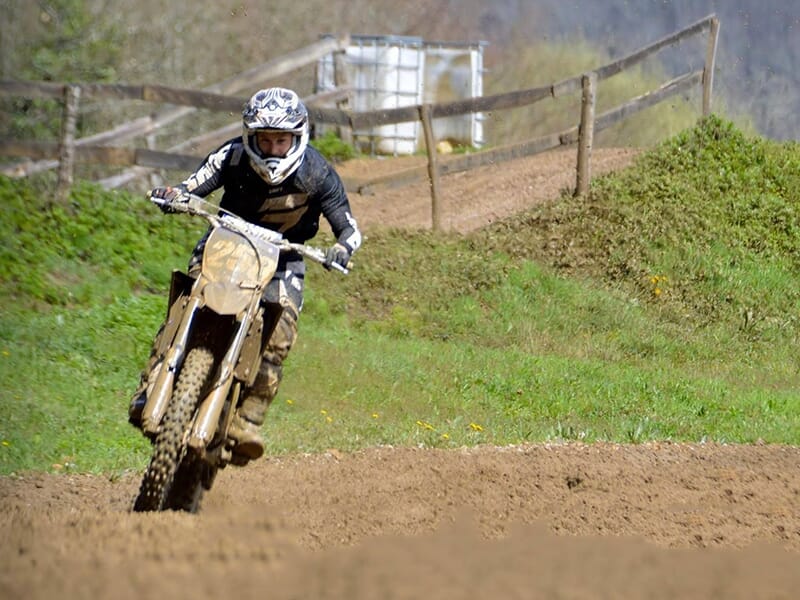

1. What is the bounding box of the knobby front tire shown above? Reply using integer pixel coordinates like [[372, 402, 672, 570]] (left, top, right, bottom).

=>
[[132, 346, 214, 512]]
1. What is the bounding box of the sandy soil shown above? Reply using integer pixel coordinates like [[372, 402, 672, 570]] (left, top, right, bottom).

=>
[[3, 149, 799, 599]]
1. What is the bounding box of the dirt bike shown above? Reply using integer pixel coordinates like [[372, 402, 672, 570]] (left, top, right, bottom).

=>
[[132, 192, 347, 513]]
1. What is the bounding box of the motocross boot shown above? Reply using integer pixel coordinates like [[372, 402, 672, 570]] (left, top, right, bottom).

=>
[[229, 292, 297, 460], [228, 395, 268, 459], [128, 387, 147, 427], [128, 367, 154, 428]]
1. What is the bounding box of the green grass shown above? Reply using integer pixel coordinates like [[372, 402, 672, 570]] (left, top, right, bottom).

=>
[[1, 116, 799, 476]]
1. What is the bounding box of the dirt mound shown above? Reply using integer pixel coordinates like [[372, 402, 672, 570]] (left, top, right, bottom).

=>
[[3, 151, 799, 599], [2, 443, 799, 599]]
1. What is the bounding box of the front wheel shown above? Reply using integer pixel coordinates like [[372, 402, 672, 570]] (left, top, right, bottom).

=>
[[133, 346, 215, 512], [163, 452, 210, 513]]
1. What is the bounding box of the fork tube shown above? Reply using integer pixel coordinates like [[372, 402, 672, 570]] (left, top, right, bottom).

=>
[[141, 296, 202, 433], [189, 308, 255, 447]]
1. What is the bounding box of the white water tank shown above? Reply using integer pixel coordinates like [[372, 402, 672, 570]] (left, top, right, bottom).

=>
[[423, 44, 485, 150], [316, 35, 485, 155]]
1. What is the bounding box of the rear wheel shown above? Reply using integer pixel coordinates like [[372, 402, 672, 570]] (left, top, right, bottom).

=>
[[133, 347, 215, 512]]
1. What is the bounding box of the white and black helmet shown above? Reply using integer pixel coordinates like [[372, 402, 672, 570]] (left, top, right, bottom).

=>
[[242, 87, 309, 185]]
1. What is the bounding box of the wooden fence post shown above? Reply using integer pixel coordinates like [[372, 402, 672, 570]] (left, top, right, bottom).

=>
[[333, 49, 353, 144], [418, 103, 442, 231], [56, 84, 81, 205], [575, 72, 596, 197], [145, 133, 162, 189], [702, 17, 720, 116]]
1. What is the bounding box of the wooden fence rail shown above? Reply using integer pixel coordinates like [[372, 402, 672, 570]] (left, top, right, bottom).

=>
[[0, 34, 352, 179], [0, 15, 719, 230]]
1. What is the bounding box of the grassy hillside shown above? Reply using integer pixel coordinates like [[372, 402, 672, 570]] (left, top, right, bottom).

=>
[[1, 116, 799, 475]]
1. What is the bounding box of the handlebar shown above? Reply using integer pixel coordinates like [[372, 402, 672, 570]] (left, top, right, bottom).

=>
[[149, 192, 350, 274]]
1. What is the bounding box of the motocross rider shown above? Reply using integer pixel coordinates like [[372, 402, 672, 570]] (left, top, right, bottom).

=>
[[129, 87, 362, 460]]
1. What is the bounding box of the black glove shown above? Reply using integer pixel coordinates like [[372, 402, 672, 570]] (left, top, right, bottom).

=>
[[150, 186, 185, 213], [325, 243, 351, 271]]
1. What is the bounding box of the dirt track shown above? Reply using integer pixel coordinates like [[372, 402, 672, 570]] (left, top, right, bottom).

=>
[[3, 150, 800, 599], [3, 444, 799, 599], [340, 146, 642, 232]]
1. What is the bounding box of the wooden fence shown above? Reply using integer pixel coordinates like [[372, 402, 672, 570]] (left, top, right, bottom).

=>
[[0, 15, 719, 229]]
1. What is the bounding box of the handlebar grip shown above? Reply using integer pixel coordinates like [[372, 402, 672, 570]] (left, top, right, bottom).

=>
[[328, 261, 350, 274]]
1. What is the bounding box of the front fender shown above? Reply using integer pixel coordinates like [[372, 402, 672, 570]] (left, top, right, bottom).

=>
[[150, 270, 195, 363]]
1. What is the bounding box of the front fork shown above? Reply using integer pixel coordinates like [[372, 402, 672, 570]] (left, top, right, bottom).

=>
[[187, 305, 258, 450], [189, 299, 283, 458], [141, 295, 202, 434], [139, 270, 281, 459]]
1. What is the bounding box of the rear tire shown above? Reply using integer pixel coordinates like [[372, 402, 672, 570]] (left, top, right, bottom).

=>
[[133, 347, 215, 512]]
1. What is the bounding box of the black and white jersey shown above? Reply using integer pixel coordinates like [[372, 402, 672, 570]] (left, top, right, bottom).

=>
[[181, 137, 361, 253]]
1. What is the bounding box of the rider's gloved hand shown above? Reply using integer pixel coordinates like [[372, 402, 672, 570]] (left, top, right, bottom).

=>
[[325, 243, 351, 271], [151, 186, 185, 213]]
